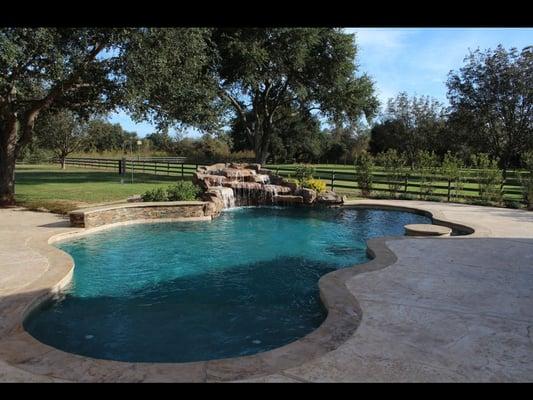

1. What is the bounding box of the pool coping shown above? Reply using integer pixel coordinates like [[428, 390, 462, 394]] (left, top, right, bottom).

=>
[[0, 202, 477, 382]]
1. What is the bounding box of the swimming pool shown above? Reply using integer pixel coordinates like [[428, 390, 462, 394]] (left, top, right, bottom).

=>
[[24, 207, 430, 363]]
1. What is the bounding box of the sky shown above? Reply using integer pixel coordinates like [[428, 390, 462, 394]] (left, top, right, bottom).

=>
[[108, 28, 533, 138]]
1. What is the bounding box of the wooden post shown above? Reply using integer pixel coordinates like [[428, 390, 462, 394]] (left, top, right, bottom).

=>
[[167, 162, 170, 176], [331, 171, 336, 190], [181, 163, 184, 178], [447, 178, 451, 202]]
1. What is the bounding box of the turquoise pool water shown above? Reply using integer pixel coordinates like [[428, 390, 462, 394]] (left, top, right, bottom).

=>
[[25, 207, 430, 362]]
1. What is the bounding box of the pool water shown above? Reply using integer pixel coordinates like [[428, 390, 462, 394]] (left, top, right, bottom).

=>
[[25, 207, 430, 362]]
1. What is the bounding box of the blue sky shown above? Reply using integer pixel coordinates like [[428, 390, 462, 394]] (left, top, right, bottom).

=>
[[109, 28, 533, 138]]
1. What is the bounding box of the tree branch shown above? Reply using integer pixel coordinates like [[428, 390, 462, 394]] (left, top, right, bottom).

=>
[[15, 41, 107, 155]]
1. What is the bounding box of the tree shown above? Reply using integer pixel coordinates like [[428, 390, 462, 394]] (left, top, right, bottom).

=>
[[230, 104, 324, 163], [145, 131, 176, 154], [212, 28, 379, 163], [354, 151, 374, 197], [0, 28, 126, 204], [35, 110, 87, 169], [1, 28, 217, 205], [83, 119, 137, 153], [369, 93, 448, 165], [447, 45, 533, 172], [119, 28, 223, 133]]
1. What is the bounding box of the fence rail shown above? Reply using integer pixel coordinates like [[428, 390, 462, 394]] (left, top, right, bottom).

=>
[[62, 157, 529, 204]]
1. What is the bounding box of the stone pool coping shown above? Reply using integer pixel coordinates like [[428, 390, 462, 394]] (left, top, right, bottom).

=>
[[0, 201, 483, 382]]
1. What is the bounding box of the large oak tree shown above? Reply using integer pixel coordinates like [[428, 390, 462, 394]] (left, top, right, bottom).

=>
[[212, 28, 379, 163], [0, 28, 217, 205], [0, 28, 129, 204]]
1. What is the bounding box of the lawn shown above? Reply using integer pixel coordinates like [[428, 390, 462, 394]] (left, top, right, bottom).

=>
[[14, 164, 187, 214]]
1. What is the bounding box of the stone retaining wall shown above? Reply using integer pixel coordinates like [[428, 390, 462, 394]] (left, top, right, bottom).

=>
[[69, 201, 212, 228]]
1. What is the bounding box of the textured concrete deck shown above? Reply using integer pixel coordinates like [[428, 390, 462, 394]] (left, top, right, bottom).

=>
[[1, 201, 533, 382]]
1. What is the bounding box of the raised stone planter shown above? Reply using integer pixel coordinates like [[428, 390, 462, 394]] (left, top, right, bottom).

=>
[[69, 201, 213, 228], [404, 223, 452, 236]]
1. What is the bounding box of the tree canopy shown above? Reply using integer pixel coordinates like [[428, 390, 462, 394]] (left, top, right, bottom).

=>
[[0, 28, 221, 204], [369, 93, 448, 165], [0, 28, 128, 203], [34, 110, 87, 168], [121, 28, 380, 164], [447, 45, 533, 170], [212, 28, 379, 163]]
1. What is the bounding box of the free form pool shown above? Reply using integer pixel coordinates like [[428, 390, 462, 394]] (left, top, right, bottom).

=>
[[25, 207, 430, 362]]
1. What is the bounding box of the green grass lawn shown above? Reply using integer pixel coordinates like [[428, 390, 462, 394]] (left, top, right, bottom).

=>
[[15, 164, 188, 214]]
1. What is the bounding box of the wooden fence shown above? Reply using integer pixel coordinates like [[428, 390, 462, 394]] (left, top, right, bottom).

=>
[[63, 157, 529, 203]]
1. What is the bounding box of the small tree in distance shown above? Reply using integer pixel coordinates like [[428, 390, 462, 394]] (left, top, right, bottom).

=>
[[35, 110, 87, 169]]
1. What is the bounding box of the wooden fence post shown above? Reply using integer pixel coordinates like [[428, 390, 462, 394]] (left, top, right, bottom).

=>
[[181, 163, 184, 178], [447, 178, 451, 202], [331, 171, 336, 190]]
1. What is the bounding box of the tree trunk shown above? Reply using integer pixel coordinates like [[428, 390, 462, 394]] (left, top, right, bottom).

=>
[[0, 119, 18, 206], [254, 137, 270, 165], [60, 158, 66, 169]]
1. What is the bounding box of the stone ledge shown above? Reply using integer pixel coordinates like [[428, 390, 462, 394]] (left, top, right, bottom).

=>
[[69, 201, 212, 228]]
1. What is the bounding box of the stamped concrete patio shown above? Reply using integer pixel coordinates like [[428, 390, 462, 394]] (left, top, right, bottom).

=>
[[1, 200, 532, 382]]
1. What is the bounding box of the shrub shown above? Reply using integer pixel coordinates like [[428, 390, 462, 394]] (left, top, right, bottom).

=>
[[303, 178, 326, 193], [141, 188, 168, 202], [18, 146, 55, 164], [470, 153, 502, 204], [377, 149, 407, 198], [166, 181, 200, 201], [519, 151, 533, 209], [428, 195, 445, 202], [397, 193, 417, 200], [415, 150, 438, 200], [370, 192, 391, 199], [470, 198, 492, 207], [503, 200, 521, 209], [354, 152, 373, 197], [440, 151, 464, 201], [294, 164, 315, 185]]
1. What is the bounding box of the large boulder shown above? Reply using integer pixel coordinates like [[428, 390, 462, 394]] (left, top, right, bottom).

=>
[[222, 168, 256, 179], [296, 187, 317, 204], [202, 189, 226, 216], [316, 190, 344, 206]]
